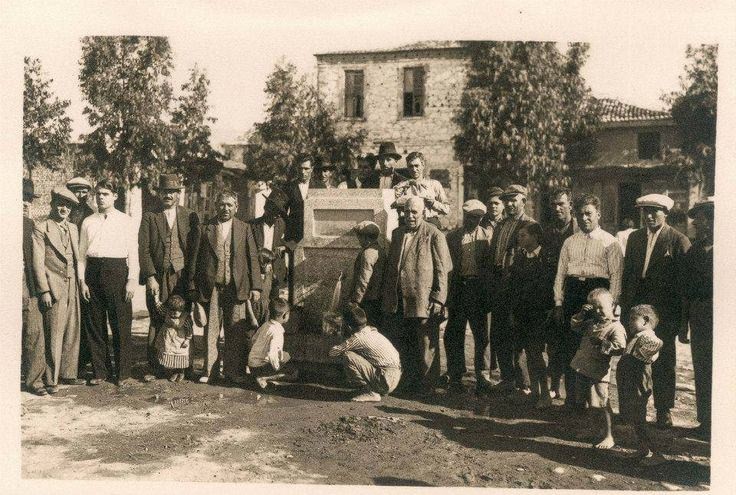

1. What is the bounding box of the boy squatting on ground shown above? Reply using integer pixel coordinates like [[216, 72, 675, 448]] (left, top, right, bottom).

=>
[[329, 304, 402, 402], [616, 304, 665, 465], [153, 295, 194, 382], [247, 297, 298, 389], [569, 288, 627, 449]]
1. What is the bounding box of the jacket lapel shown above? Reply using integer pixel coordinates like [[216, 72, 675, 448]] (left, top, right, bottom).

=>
[[176, 206, 187, 246], [44, 219, 66, 257], [207, 222, 219, 258], [155, 210, 167, 245], [648, 225, 671, 272], [70, 224, 80, 264], [252, 218, 264, 249], [232, 219, 243, 257]]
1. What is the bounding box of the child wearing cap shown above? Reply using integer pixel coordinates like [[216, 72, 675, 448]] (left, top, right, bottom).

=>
[[329, 304, 402, 402], [247, 297, 298, 389], [349, 221, 385, 326], [616, 304, 665, 465], [569, 288, 627, 449]]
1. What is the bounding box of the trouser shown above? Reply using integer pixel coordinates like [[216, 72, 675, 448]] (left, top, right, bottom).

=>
[[86, 257, 133, 381], [145, 267, 185, 370], [444, 279, 489, 382], [513, 311, 548, 393], [490, 298, 515, 384], [342, 351, 401, 395], [22, 296, 48, 390], [77, 297, 93, 376], [651, 324, 677, 411], [203, 282, 250, 379], [689, 299, 713, 427], [561, 277, 610, 403], [42, 276, 80, 385]]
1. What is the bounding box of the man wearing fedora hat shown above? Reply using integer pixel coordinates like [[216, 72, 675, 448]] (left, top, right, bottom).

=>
[[620, 193, 691, 428], [22, 178, 50, 395], [313, 157, 344, 189], [32, 186, 85, 393], [249, 189, 289, 323], [374, 142, 403, 190], [138, 174, 201, 379], [679, 197, 714, 438]]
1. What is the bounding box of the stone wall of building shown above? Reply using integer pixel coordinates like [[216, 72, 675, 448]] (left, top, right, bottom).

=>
[[316, 49, 470, 229]]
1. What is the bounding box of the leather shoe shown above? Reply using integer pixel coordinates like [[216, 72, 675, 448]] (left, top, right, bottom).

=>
[[61, 378, 86, 386], [46, 385, 59, 395], [29, 387, 48, 396], [656, 409, 673, 429], [88, 378, 104, 386]]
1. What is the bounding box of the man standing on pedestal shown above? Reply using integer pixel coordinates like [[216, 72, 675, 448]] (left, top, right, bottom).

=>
[[284, 154, 317, 304], [193, 191, 261, 384], [138, 174, 200, 380], [620, 194, 691, 428], [375, 142, 403, 190], [382, 196, 451, 395]]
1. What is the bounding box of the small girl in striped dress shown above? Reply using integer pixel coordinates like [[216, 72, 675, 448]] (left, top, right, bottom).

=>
[[154, 295, 193, 382]]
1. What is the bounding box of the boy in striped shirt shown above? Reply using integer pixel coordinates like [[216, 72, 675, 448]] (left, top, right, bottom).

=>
[[330, 304, 402, 402]]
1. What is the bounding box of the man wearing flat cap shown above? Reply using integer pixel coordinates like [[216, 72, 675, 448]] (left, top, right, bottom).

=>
[[138, 174, 201, 379], [679, 197, 714, 438], [31, 186, 85, 393], [621, 193, 691, 428], [444, 199, 493, 394], [488, 184, 536, 394], [480, 186, 505, 232], [349, 220, 386, 326]]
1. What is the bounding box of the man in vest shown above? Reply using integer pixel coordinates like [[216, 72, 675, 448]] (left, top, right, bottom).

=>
[[138, 174, 201, 379]]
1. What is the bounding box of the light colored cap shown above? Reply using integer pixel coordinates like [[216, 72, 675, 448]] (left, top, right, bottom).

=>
[[635, 193, 674, 211], [353, 220, 380, 237], [51, 186, 79, 205], [462, 199, 487, 216], [65, 177, 93, 190]]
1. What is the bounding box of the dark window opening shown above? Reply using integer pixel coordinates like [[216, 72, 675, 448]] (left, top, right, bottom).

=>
[[403, 67, 425, 117], [637, 132, 661, 160], [344, 70, 364, 118]]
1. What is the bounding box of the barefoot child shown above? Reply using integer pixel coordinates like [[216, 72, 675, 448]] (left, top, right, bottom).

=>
[[616, 304, 665, 465], [247, 297, 298, 389], [154, 295, 193, 382], [569, 288, 627, 449]]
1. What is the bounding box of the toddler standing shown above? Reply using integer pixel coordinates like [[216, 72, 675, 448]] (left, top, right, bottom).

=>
[[154, 295, 193, 382]]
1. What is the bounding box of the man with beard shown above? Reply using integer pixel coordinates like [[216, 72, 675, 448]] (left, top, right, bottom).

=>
[[553, 193, 623, 408], [620, 194, 691, 428], [32, 186, 85, 393]]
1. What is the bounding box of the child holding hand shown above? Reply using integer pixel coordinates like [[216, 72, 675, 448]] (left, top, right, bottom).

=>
[[569, 288, 627, 449]]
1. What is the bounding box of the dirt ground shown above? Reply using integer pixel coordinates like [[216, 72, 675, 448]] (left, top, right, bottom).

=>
[[21, 315, 710, 489]]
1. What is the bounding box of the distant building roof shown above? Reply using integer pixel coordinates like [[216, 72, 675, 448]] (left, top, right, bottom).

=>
[[595, 97, 671, 124], [316, 40, 466, 57]]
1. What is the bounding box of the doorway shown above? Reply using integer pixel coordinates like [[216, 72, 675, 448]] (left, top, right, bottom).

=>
[[618, 182, 642, 230]]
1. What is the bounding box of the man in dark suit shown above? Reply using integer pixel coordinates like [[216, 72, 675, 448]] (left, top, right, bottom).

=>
[[382, 196, 452, 395], [138, 174, 200, 378], [444, 200, 493, 395], [193, 190, 262, 384], [22, 178, 49, 395], [620, 194, 691, 428], [249, 189, 288, 323]]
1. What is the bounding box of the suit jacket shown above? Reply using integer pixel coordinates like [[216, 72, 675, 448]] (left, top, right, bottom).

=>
[[488, 212, 536, 273], [23, 216, 38, 300], [350, 242, 386, 304], [284, 179, 319, 243], [138, 205, 200, 288], [620, 224, 691, 329], [68, 202, 95, 232], [501, 246, 557, 315], [193, 217, 262, 303], [31, 217, 80, 303], [445, 225, 493, 310], [248, 216, 287, 288], [382, 221, 452, 318]]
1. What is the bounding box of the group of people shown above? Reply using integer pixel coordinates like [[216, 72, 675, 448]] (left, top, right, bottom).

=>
[[21, 141, 714, 463]]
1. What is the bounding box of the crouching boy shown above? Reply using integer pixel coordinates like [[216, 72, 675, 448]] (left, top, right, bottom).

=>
[[570, 288, 627, 449], [330, 304, 402, 402], [247, 297, 298, 389]]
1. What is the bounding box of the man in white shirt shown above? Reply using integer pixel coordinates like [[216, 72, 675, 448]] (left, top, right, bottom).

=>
[[79, 179, 139, 386], [552, 193, 623, 407], [393, 151, 450, 228]]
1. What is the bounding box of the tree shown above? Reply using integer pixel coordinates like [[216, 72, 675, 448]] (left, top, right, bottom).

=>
[[169, 64, 223, 186], [244, 61, 365, 183], [78, 36, 174, 202], [453, 41, 599, 196], [23, 57, 72, 178], [663, 44, 718, 196]]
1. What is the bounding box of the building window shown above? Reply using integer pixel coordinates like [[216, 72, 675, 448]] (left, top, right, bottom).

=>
[[344, 70, 364, 118], [403, 67, 425, 117], [637, 131, 661, 160]]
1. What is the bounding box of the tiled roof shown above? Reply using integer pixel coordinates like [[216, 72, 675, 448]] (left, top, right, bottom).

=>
[[595, 97, 671, 123], [316, 40, 466, 57]]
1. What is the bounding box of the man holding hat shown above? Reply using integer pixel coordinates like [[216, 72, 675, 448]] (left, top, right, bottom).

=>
[[349, 220, 386, 326], [488, 184, 536, 394], [444, 199, 493, 394], [31, 186, 85, 393], [621, 193, 691, 428], [679, 197, 714, 438], [22, 178, 49, 395], [480, 186, 505, 232], [138, 174, 201, 379]]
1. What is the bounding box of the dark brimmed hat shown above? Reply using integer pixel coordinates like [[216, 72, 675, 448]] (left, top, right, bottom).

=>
[[66, 177, 93, 191], [377, 142, 401, 160], [314, 156, 336, 171], [363, 153, 378, 166], [687, 197, 714, 219], [157, 174, 182, 191], [500, 184, 528, 199], [51, 186, 79, 205], [23, 178, 40, 200], [487, 186, 504, 198]]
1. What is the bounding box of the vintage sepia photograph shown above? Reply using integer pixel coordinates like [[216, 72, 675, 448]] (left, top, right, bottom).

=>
[[3, 1, 734, 493]]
